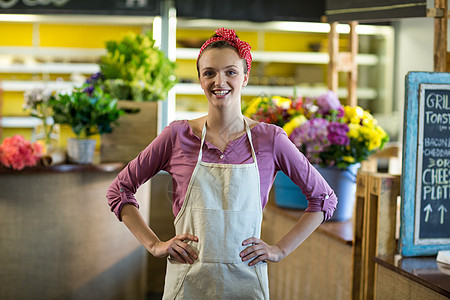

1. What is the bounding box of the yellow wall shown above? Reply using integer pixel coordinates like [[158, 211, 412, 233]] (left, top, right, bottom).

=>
[[39, 24, 142, 48], [0, 22, 144, 146], [0, 23, 33, 46]]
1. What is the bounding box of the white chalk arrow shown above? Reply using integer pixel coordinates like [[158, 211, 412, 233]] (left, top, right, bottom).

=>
[[438, 205, 447, 224], [424, 204, 432, 222]]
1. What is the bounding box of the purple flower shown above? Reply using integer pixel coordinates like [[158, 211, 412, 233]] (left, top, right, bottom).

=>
[[327, 122, 350, 146], [317, 90, 342, 115], [290, 118, 330, 164], [83, 85, 95, 96]]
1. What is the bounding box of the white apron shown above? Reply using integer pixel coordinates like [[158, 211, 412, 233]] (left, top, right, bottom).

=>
[[162, 119, 269, 300]]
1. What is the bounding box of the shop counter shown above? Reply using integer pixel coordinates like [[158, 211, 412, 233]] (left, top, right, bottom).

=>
[[0, 164, 149, 300], [374, 255, 450, 299], [261, 201, 353, 300]]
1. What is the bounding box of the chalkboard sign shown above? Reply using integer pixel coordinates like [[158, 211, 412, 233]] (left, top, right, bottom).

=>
[[0, 0, 159, 16], [400, 72, 450, 257]]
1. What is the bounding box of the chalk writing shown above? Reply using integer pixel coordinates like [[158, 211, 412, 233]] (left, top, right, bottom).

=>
[[416, 84, 450, 241]]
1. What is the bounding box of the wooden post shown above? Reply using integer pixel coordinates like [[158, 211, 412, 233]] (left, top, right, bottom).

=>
[[328, 21, 359, 106], [328, 22, 339, 93], [353, 171, 370, 300], [362, 174, 400, 300], [434, 0, 448, 71], [347, 21, 358, 107]]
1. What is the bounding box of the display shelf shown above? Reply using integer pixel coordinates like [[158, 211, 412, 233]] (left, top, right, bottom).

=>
[[176, 47, 379, 65], [0, 80, 80, 92], [174, 83, 377, 100], [0, 62, 100, 74], [0, 116, 41, 128], [0, 46, 105, 60]]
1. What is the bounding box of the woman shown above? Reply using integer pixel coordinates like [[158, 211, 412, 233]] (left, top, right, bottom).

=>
[[107, 28, 337, 299]]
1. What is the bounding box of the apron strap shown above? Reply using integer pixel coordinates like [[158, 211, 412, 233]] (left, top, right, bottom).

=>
[[244, 119, 258, 164], [198, 118, 258, 164]]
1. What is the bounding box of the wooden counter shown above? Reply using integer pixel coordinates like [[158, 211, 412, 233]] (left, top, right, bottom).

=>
[[0, 164, 150, 300], [262, 201, 353, 300], [374, 255, 450, 299]]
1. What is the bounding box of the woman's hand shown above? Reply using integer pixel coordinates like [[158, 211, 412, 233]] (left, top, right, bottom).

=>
[[151, 233, 199, 264], [240, 237, 285, 266]]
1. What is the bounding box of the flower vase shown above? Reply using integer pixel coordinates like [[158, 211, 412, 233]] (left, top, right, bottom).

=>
[[35, 121, 59, 165], [273, 163, 360, 222], [67, 138, 97, 164], [315, 163, 361, 222]]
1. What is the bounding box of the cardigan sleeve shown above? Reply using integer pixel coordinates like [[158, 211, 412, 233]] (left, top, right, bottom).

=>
[[272, 127, 338, 222], [106, 122, 174, 221]]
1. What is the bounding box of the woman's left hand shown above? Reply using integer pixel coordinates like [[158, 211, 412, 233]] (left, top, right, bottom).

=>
[[239, 237, 284, 266]]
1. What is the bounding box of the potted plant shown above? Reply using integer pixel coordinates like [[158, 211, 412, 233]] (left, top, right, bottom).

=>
[[98, 31, 177, 102], [50, 85, 123, 164], [243, 91, 390, 221], [87, 31, 177, 163]]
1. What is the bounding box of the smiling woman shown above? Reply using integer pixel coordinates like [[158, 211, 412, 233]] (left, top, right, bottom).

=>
[[107, 27, 338, 300], [197, 47, 249, 113]]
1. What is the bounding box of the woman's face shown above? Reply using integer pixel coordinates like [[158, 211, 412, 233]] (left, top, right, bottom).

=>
[[198, 47, 249, 110]]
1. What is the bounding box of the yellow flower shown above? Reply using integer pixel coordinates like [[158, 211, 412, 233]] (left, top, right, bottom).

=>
[[355, 106, 364, 118], [343, 156, 356, 163], [344, 106, 363, 124], [282, 115, 307, 136], [367, 138, 381, 151], [347, 123, 361, 139], [244, 97, 264, 117], [272, 96, 292, 109], [376, 126, 387, 139]]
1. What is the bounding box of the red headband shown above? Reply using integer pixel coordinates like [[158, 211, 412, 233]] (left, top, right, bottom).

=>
[[197, 27, 252, 73]]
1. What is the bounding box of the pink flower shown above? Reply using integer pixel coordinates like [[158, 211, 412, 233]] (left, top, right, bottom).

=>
[[0, 135, 43, 170]]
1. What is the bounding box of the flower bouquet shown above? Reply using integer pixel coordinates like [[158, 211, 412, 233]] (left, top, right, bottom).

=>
[[244, 91, 389, 170], [244, 91, 390, 221], [23, 87, 58, 154], [0, 135, 43, 170]]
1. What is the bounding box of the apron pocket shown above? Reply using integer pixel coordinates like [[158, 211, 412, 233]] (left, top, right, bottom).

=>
[[162, 258, 191, 300], [254, 262, 270, 299], [191, 208, 257, 263]]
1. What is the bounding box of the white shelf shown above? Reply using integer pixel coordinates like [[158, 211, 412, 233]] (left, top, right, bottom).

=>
[[0, 80, 81, 92], [174, 83, 377, 100], [0, 117, 42, 128], [0, 63, 100, 74], [176, 48, 378, 65], [0, 46, 105, 59]]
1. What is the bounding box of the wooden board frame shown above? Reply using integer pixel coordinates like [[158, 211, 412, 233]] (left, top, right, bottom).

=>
[[400, 71, 450, 256]]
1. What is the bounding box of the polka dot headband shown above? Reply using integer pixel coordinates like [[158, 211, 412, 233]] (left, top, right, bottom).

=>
[[197, 27, 252, 73]]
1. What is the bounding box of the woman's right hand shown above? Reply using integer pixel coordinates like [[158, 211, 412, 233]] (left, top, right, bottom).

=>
[[151, 233, 199, 264]]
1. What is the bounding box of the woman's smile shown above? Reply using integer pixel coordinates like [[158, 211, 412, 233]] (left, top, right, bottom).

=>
[[211, 89, 231, 97]]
